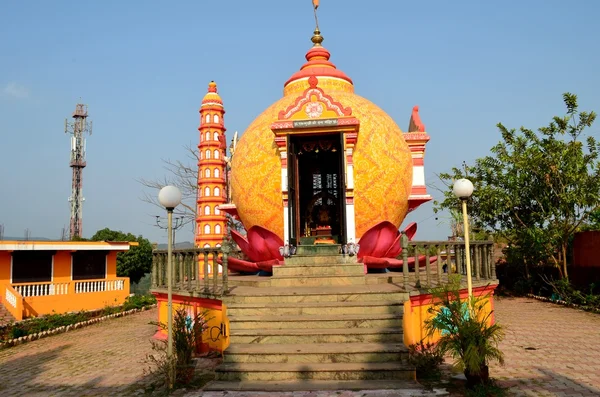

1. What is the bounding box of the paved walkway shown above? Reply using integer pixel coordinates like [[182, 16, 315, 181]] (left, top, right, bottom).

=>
[[0, 308, 157, 396], [491, 297, 600, 397], [0, 298, 599, 396]]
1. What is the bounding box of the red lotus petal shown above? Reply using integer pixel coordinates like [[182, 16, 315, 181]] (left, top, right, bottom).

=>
[[361, 255, 390, 269], [358, 221, 399, 259], [226, 257, 260, 273], [247, 226, 285, 261], [404, 222, 418, 241], [383, 234, 402, 258], [256, 259, 282, 272], [231, 230, 261, 262]]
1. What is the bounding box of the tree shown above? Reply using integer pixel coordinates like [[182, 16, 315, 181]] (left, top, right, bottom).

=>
[[90, 228, 153, 284], [137, 143, 200, 227], [435, 93, 599, 279]]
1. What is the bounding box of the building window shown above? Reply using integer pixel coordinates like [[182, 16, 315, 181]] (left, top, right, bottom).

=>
[[214, 115, 219, 123], [214, 206, 220, 215], [214, 168, 220, 178], [215, 224, 221, 234], [214, 150, 220, 159], [205, 168, 210, 178], [204, 187, 210, 196], [214, 187, 220, 197], [12, 251, 53, 283], [200, 133, 202, 142], [205, 150, 210, 159], [72, 251, 107, 280], [213, 132, 219, 141], [204, 224, 211, 234], [204, 243, 211, 248], [205, 114, 210, 123], [204, 205, 210, 215]]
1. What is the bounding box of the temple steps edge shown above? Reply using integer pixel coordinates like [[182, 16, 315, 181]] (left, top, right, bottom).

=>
[[215, 362, 415, 381], [204, 380, 449, 394], [226, 301, 404, 316]]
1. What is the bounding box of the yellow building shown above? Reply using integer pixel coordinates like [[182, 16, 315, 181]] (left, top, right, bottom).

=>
[[0, 240, 134, 321]]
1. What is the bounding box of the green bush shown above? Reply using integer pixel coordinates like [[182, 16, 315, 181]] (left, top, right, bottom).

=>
[[407, 340, 444, 379], [122, 294, 157, 311], [0, 294, 156, 343]]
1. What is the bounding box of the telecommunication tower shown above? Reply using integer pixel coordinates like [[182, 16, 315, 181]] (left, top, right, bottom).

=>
[[65, 103, 92, 239]]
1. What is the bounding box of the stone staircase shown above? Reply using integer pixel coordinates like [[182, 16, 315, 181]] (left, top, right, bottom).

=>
[[0, 301, 16, 326], [206, 248, 435, 392]]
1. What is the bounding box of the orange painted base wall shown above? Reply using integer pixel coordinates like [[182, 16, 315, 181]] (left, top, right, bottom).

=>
[[153, 293, 230, 353], [21, 286, 130, 318], [403, 285, 498, 346]]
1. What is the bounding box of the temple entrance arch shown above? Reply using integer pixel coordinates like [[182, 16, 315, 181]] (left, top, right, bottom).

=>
[[288, 133, 346, 246]]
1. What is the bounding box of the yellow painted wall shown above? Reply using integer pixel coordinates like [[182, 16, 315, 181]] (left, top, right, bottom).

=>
[[403, 285, 497, 347], [154, 293, 230, 353]]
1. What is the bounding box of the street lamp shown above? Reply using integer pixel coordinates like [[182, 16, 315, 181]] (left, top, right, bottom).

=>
[[158, 185, 182, 388], [156, 215, 185, 246], [453, 178, 474, 297]]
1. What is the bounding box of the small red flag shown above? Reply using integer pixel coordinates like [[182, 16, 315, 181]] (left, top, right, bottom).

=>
[[313, 0, 319, 9]]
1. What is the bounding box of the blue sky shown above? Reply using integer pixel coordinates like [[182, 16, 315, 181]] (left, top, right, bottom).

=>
[[1, 0, 599, 244]]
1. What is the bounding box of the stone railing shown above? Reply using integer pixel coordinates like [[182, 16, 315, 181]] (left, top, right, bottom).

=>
[[151, 245, 233, 297], [401, 239, 496, 289], [12, 282, 70, 297], [74, 278, 127, 294]]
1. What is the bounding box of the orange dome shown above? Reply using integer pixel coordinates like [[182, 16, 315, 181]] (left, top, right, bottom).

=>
[[201, 81, 223, 109], [230, 32, 413, 240]]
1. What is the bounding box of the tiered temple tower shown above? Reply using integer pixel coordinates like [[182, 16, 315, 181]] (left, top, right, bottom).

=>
[[195, 81, 227, 248]]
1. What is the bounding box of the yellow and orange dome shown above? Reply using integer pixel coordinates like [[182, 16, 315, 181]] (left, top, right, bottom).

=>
[[231, 32, 413, 239], [201, 81, 223, 109]]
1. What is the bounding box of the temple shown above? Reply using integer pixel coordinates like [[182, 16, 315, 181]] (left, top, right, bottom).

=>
[[151, 3, 498, 391]]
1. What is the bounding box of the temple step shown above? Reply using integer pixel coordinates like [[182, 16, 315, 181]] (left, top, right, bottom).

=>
[[228, 313, 402, 330], [204, 380, 448, 394], [229, 327, 404, 344], [227, 300, 404, 317], [284, 254, 357, 265], [222, 342, 408, 364], [215, 362, 414, 382], [295, 244, 341, 256], [273, 262, 365, 276], [211, 257, 415, 390], [268, 274, 366, 287]]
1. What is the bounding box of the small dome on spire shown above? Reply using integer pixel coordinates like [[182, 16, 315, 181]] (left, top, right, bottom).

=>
[[284, 29, 353, 91], [201, 80, 223, 108]]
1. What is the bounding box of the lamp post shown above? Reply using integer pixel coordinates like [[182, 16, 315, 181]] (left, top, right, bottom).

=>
[[157, 185, 182, 388], [156, 215, 185, 246], [453, 178, 474, 297]]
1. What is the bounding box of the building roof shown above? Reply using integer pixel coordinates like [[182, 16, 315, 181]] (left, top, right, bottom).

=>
[[0, 241, 137, 251]]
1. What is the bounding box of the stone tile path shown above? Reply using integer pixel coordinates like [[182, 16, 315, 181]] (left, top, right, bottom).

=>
[[0, 298, 599, 396], [0, 308, 157, 396], [491, 297, 600, 397]]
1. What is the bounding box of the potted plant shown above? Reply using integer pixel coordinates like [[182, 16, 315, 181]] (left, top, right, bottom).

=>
[[424, 276, 504, 387]]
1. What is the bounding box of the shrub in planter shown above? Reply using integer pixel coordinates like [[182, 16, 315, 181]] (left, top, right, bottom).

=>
[[407, 340, 444, 379], [145, 305, 209, 390], [425, 275, 504, 388]]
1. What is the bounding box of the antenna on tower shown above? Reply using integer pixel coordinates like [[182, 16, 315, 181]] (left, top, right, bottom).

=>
[[65, 103, 92, 239]]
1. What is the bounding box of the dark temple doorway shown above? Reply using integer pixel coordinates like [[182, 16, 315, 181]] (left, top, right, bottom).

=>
[[288, 134, 346, 246]]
